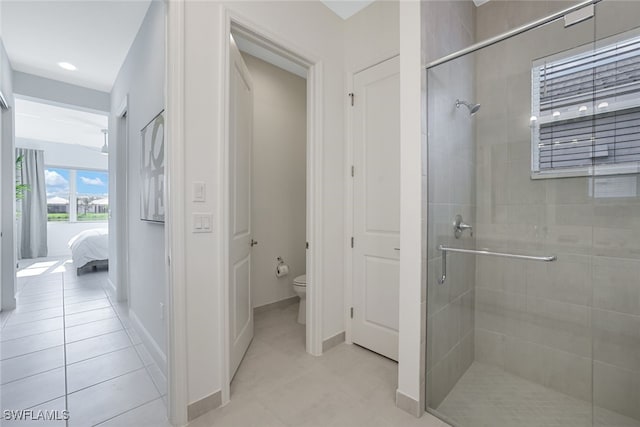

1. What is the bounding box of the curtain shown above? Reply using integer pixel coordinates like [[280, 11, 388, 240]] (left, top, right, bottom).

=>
[[16, 148, 47, 259]]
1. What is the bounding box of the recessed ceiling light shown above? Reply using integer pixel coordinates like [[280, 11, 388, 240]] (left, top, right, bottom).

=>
[[553, 111, 561, 118], [598, 101, 609, 109], [57, 62, 77, 71]]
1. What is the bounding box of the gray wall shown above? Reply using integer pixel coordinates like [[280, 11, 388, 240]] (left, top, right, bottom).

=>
[[242, 53, 307, 309], [422, 0, 477, 410], [13, 71, 109, 113], [110, 0, 166, 370], [473, 0, 640, 421], [0, 38, 15, 310]]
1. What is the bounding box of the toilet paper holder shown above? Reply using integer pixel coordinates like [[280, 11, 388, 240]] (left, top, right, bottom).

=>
[[276, 257, 289, 278]]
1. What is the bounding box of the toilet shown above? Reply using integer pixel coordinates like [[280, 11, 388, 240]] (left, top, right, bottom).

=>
[[292, 274, 306, 325]]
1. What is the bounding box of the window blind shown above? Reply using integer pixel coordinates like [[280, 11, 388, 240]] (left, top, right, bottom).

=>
[[531, 32, 640, 177]]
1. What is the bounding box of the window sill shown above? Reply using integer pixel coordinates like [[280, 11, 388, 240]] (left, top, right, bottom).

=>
[[531, 163, 640, 180]]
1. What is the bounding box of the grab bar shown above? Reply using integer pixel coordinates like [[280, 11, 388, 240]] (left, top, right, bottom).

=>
[[437, 245, 556, 284]]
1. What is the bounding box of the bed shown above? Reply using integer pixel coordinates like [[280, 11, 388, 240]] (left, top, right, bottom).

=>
[[68, 229, 109, 275]]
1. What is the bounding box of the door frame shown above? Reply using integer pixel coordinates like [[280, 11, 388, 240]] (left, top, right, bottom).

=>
[[165, 0, 189, 424], [220, 8, 325, 403], [344, 54, 400, 346], [113, 95, 129, 303]]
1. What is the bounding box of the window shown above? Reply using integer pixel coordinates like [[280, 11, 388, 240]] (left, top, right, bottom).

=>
[[45, 168, 109, 222], [45, 168, 70, 221], [531, 30, 640, 178]]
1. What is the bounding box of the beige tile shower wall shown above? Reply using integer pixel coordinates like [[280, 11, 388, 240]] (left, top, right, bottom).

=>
[[422, 0, 477, 410], [474, 0, 640, 420]]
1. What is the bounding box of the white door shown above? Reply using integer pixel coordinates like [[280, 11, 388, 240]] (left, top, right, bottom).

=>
[[229, 36, 254, 379], [352, 56, 400, 361]]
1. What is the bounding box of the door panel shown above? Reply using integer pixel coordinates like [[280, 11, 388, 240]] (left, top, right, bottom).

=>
[[352, 56, 400, 361], [229, 36, 254, 380], [233, 255, 251, 341]]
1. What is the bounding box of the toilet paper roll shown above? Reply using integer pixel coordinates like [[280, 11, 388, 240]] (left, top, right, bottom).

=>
[[276, 264, 289, 278]]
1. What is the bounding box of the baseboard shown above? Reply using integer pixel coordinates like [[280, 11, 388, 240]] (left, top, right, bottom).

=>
[[188, 390, 222, 421], [128, 308, 167, 374], [107, 278, 117, 296], [322, 331, 345, 352], [253, 295, 298, 314], [396, 389, 423, 418]]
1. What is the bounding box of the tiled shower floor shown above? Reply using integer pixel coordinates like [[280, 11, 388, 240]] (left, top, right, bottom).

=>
[[435, 362, 640, 427]]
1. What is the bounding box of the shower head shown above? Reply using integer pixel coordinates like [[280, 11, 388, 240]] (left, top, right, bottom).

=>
[[456, 99, 481, 116]]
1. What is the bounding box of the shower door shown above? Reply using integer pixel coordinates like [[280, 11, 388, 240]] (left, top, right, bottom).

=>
[[425, 1, 640, 426]]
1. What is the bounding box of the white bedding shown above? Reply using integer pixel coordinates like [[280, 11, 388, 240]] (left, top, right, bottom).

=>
[[68, 229, 109, 268]]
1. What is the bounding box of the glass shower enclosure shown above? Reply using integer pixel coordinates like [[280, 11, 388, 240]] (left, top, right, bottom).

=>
[[425, 1, 640, 426]]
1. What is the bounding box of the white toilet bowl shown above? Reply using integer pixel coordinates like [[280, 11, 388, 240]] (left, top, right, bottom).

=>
[[292, 274, 306, 325]]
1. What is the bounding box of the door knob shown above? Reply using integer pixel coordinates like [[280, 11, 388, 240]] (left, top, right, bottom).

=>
[[250, 239, 258, 247]]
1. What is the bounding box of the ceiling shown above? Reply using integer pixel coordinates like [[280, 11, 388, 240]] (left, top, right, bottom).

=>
[[321, 0, 376, 20], [15, 98, 108, 149], [1, 0, 151, 92]]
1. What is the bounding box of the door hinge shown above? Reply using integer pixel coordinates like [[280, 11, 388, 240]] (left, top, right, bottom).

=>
[[167, 255, 171, 266], [351, 165, 354, 177], [306, 241, 309, 249], [350, 307, 354, 319], [348, 92, 354, 106], [351, 237, 354, 248]]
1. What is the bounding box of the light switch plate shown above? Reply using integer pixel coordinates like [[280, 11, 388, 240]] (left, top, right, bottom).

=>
[[193, 181, 206, 202], [193, 213, 213, 233]]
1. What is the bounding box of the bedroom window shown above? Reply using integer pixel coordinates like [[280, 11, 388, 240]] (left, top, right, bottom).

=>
[[531, 30, 640, 178], [45, 168, 109, 222]]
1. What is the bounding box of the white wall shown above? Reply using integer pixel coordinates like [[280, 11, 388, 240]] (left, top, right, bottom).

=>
[[344, 0, 399, 72], [47, 221, 108, 257], [242, 53, 306, 309], [397, 0, 425, 416], [0, 38, 16, 310], [13, 71, 110, 113], [182, 0, 345, 406], [16, 138, 108, 171], [110, 0, 166, 369]]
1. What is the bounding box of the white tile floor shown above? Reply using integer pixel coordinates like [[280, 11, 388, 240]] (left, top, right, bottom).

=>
[[0, 257, 170, 427], [189, 302, 449, 427]]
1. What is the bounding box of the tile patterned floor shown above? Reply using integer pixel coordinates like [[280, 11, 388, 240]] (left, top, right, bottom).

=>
[[435, 362, 640, 427], [189, 302, 449, 427], [0, 257, 170, 427]]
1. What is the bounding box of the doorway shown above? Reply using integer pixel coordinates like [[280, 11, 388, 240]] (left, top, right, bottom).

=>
[[224, 18, 322, 394], [350, 56, 401, 361]]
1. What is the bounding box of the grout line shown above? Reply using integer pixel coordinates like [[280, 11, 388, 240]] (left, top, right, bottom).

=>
[[25, 394, 67, 411], [63, 314, 119, 329], [64, 343, 135, 368], [0, 339, 65, 362], [0, 325, 64, 344], [4, 304, 115, 329], [64, 326, 126, 345], [0, 364, 66, 387], [67, 366, 149, 396], [91, 397, 163, 427], [5, 309, 64, 324]]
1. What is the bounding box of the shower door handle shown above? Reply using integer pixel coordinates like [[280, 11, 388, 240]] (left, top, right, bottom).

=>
[[453, 214, 473, 238]]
